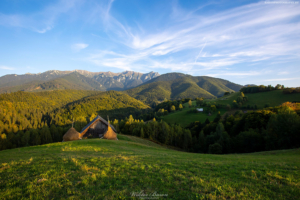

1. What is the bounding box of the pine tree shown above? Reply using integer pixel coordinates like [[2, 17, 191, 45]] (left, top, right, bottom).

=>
[[40, 126, 53, 144], [50, 124, 60, 142], [183, 129, 192, 151], [204, 118, 210, 125], [213, 112, 221, 123], [30, 129, 41, 146], [140, 128, 144, 138], [199, 131, 206, 153], [21, 131, 31, 147]]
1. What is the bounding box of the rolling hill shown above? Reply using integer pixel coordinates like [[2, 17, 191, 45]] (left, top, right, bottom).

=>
[[125, 73, 243, 104], [208, 90, 300, 109], [57, 90, 150, 120], [0, 90, 149, 136], [0, 137, 299, 199]]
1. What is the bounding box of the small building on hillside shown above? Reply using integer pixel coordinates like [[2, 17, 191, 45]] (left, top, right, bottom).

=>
[[196, 108, 204, 112], [80, 115, 118, 140]]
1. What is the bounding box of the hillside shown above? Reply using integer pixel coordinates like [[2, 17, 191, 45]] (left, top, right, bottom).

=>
[[160, 101, 227, 127], [0, 70, 159, 93], [0, 138, 299, 199], [125, 73, 243, 104], [0, 90, 149, 137], [209, 90, 300, 109], [57, 90, 150, 121]]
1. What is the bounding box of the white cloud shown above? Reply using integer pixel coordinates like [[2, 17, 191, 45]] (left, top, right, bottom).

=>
[[72, 43, 89, 52], [206, 72, 261, 77], [278, 71, 289, 75], [264, 78, 297, 82], [0, 66, 15, 70], [0, 0, 82, 33], [86, 1, 300, 75]]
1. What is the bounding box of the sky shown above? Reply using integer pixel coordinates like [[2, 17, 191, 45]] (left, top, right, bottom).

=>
[[0, 0, 299, 86]]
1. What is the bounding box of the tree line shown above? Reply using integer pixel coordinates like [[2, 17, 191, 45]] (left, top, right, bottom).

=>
[[118, 103, 300, 154], [240, 84, 283, 93]]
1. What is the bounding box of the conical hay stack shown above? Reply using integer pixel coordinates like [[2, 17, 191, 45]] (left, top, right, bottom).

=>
[[63, 127, 81, 142], [103, 126, 118, 140]]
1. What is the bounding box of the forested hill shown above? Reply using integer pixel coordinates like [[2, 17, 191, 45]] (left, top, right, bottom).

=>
[[54, 90, 150, 125], [0, 90, 149, 142], [0, 70, 159, 93], [125, 73, 243, 104]]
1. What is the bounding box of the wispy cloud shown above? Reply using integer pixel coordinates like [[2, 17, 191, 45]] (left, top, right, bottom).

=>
[[72, 43, 89, 52], [206, 71, 261, 77], [86, 1, 300, 74], [264, 78, 297, 82], [0, 0, 82, 33], [0, 66, 15, 70]]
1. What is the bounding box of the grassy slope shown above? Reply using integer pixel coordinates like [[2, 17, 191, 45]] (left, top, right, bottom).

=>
[[209, 90, 300, 109], [161, 101, 226, 127], [0, 137, 299, 199]]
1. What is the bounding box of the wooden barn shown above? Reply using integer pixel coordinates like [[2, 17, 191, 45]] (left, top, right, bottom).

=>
[[80, 115, 118, 140]]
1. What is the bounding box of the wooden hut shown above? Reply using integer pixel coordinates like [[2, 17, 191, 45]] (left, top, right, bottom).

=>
[[63, 127, 81, 142], [80, 115, 118, 140]]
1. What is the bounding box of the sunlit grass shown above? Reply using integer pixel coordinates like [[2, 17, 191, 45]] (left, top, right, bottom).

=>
[[0, 137, 299, 199]]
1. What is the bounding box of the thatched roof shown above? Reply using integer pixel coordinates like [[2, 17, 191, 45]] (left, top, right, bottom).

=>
[[80, 115, 117, 134], [63, 127, 81, 142]]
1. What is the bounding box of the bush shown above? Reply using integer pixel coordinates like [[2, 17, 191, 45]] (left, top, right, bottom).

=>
[[208, 143, 222, 154], [265, 103, 270, 108], [234, 129, 264, 153]]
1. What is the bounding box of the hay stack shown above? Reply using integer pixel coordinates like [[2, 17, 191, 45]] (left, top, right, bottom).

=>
[[63, 127, 81, 142], [103, 126, 118, 140]]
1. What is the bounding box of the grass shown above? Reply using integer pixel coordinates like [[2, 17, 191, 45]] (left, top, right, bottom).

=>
[[161, 101, 226, 127], [208, 90, 300, 109], [1, 136, 299, 199]]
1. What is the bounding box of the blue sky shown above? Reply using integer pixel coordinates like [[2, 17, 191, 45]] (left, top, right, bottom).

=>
[[0, 0, 299, 86]]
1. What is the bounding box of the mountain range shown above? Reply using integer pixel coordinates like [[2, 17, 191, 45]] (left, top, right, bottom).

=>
[[0, 70, 243, 102], [0, 70, 159, 93]]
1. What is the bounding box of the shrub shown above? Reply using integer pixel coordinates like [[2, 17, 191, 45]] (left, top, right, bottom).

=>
[[208, 143, 222, 154]]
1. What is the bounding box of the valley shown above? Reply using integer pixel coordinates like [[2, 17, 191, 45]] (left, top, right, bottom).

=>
[[0, 70, 299, 200]]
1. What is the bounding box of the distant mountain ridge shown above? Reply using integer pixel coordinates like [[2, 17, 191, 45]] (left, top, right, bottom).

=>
[[0, 70, 243, 102], [125, 73, 243, 103], [0, 70, 160, 93]]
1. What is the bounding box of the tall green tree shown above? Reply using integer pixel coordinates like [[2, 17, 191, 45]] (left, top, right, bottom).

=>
[[40, 126, 53, 144], [50, 124, 61, 142], [30, 129, 41, 146]]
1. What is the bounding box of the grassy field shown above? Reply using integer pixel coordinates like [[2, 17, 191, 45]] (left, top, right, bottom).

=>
[[161, 101, 226, 127], [208, 90, 300, 109], [0, 136, 299, 199]]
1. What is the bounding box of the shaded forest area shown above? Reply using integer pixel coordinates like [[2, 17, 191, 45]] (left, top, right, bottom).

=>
[[119, 104, 300, 154]]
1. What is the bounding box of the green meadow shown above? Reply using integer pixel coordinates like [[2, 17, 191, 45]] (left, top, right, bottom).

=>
[[160, 90, 300, 127], [160, 101, 226, 127], [209, 90, 300, 109], [0, 135, 299, 200]]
